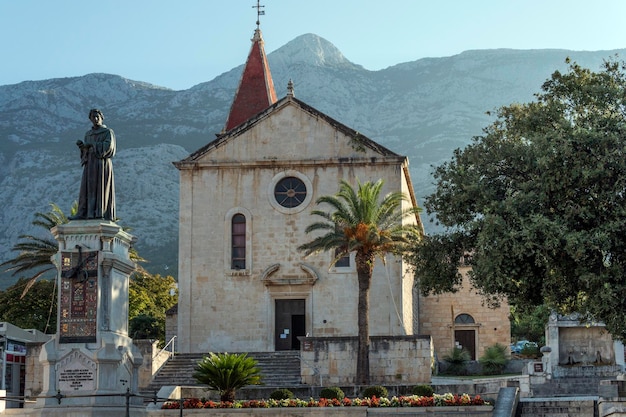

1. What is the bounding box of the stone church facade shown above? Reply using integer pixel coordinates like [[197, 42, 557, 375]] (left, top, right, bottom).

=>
[[174, 27, 509, 359]]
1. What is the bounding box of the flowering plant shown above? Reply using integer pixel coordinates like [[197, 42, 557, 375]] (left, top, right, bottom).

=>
[[161, 393, 489, 409]]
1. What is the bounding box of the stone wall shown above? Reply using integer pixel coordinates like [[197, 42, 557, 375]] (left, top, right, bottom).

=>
[[299, 335, 432, 385]]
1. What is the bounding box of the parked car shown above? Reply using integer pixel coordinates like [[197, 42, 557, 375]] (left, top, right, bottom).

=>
[[510, 340, 538, 354]]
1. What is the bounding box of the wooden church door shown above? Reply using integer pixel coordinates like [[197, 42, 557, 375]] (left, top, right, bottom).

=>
[[455, 329, 476, 360]]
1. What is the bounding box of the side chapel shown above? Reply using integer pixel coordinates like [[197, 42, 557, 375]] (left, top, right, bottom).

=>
[[173, 24, 510, 361]]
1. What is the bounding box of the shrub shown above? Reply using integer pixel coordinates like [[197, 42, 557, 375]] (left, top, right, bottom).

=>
[[520, 344, 540, 358], [362, 385, 388, 398], [479, 343, 508, 375], [269, 388, 294, 400], [442, 347, 471, 375], [412, 384, 434, 397], [193, 352, 262, 402], [320, 386, 345, 400]]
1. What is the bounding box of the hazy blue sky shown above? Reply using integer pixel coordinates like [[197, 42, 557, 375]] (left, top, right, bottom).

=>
[[2, 0, 625, 90]]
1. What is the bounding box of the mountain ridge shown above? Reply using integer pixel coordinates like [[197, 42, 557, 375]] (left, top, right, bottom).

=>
[[1, 33, 624, 287]]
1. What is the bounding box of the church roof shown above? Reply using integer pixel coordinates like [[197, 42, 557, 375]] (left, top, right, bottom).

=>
[[177, 95, 402, 164], [224, 28, 278, 132]]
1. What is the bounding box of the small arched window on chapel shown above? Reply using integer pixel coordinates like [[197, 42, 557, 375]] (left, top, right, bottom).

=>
[[231, 214, 246, 270], [454, 313, 475, 324]]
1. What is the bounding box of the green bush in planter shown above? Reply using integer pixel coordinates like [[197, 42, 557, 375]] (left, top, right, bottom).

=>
[[442, 347, 471, 375], [193, 352, 262, 402], [319, 386, 345, 400], [412, 384, 434, 397], [269, 388, 294, 400], [479, 343, 508, 375], [362, 385, 388, 398]]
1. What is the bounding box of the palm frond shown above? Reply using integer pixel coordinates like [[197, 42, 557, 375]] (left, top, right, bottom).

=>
[[299, 178, 420, 264], [20, 270, 51, 299], [1, 203, 69, 292]]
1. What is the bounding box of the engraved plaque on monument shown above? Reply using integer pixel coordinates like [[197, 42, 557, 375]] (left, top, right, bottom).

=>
[[59, 249, 98, 343], [57, 350, 97, 392]]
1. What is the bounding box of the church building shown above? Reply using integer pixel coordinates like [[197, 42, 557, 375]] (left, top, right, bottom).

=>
[[174, 26, 422, 354], [174, 24, 509, 361]]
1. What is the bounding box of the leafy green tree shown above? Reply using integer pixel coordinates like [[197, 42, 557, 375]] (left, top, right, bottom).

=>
[[298, 179, 422, 385], [411, 58, 626, 340], [129, 314, 161, 340], [193, 352, 262, 402], [0, 278, 57, 333], [510, 304, 550, 345], [128, 272, 178, 341]]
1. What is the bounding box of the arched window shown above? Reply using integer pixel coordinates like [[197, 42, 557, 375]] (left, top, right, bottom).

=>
[[334, 248, 350, 268], [231, 214, 246, 270], [455, 313, 475, 324]]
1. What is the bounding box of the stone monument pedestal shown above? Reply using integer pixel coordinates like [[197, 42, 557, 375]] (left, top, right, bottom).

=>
[[32, 220, 145, 417]]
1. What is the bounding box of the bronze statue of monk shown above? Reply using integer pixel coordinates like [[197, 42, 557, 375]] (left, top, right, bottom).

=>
[[72, 108, 116, 221]]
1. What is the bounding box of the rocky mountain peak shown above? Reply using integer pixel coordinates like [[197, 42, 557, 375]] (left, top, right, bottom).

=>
[[270, 33, 362, 70]]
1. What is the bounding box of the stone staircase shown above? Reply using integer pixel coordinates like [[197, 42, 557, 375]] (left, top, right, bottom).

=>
[[516, 377, 602, 417], [145, 351, 302, 393]]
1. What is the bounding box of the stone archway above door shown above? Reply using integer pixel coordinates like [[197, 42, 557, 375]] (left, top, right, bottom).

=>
[[261, 263, 319, 286]]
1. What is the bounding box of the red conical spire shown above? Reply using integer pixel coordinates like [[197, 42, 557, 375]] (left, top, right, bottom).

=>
[[224, 28, 278, 131]]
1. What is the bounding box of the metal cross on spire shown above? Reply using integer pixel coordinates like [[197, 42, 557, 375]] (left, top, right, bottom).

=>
[[253, 0, 265, 28]]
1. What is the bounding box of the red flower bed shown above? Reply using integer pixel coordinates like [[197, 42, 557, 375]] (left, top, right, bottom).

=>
[[161, 393, 489, 409]]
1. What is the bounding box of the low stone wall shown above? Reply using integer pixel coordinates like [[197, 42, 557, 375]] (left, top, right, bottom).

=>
[[135, 339, 173, 389], [1, 403, 493, 417], [432, 375, 529, 400], [299, 335, 433, 385], [146, 406, 493, 417], [518, 398, 597, 417], [553, 365, 622, 378]]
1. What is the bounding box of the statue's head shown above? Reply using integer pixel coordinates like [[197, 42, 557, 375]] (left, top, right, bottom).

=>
[[88, 108, 104, 121]]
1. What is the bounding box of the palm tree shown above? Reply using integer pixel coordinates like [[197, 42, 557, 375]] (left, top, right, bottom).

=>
[[0, 203, 69, 297], [1, 202, 144, 297], [298, 179, 422, 385], [193, 352, 262, 402]]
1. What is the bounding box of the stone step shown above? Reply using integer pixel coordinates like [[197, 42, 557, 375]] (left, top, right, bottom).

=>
[[146, 351, 302, 393]]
